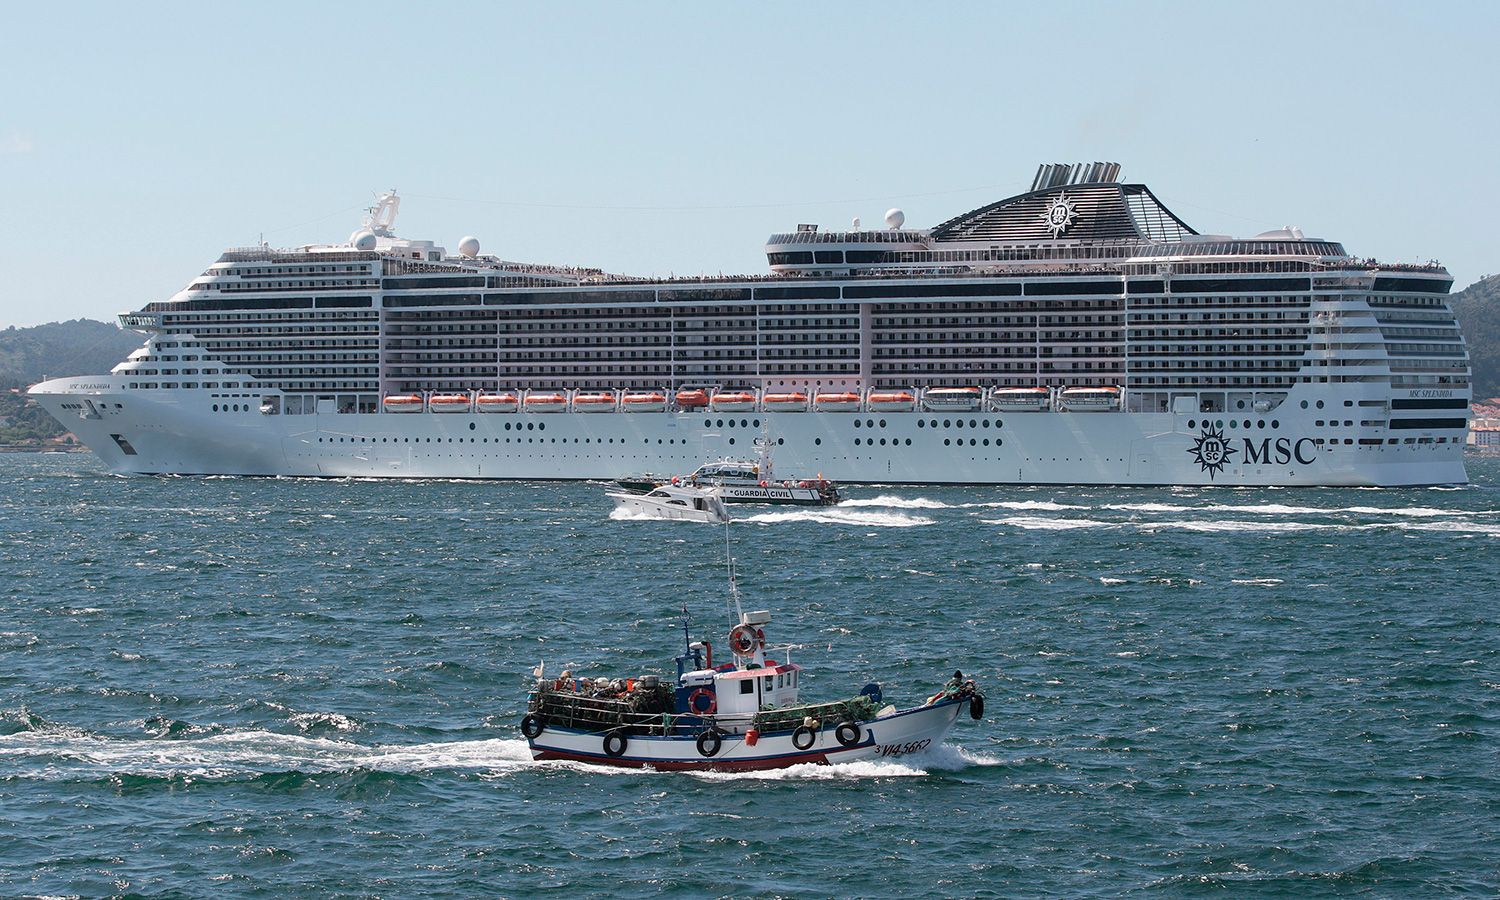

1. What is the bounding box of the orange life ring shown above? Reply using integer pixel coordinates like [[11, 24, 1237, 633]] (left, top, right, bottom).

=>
[[687, 687, 716, 716], [728, 624, 763, 657]]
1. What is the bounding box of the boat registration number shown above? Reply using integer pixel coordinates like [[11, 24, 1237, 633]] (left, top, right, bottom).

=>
[[876, 739, 931, 757]]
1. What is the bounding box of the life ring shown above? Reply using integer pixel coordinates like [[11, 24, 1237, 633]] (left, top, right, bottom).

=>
[[969, 695, 985, 720], [835, 720, 861, 747], [792, 724, 817, 750], [521, 713, 545, 739], [603, 730, 628, 758], [696, 729, 722, 757], [687, 687, 717, 716], [728, 624, 762, 657]]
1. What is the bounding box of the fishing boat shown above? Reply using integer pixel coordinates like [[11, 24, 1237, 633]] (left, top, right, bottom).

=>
[[606, 483, 731, 523], [522, 572, 983, 770]]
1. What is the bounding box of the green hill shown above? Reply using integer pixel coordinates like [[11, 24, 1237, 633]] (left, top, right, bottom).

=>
[[0, 319, 143, 389], [1448, 274, 1500, 402], [0, 319, 143, 445]]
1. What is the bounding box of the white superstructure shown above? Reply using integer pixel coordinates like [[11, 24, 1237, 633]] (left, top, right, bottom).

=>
[[30, 166, 1471, 485]]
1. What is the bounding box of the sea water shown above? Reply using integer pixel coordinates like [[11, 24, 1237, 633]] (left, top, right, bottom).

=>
[[2, 455, 1497, 896]]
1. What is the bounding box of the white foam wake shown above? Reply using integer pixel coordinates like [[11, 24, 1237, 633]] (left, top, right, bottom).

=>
[[980, 516, 1113, 530], [838, 495, 952, 509], [740, 509, 934, 528], [963, 500, 1090, 511]]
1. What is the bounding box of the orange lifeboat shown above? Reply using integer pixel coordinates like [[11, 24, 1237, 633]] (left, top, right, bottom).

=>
[[762, 392, 809, 412], [814, 391, 861, 412], [476, 392, 519, 413], [1059, 386, 1121, 411], [524, 392, 568, 412], [621, 391, 668, 412], [572, 392, 617, 412], [711, 390, 758, 412], [675, 389, 709, 409], [383, 394, 424, 413], [866, 390, 916, 412], [428, 393, 472, 413]]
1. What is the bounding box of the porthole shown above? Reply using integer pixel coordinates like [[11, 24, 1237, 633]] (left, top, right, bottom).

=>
[[753, 419, 760, 428], [538, 423, 545, 431], [469, 422, 476, 431], [996, 438, 1003, 447], [1257, 420, 1266, 429], [866, 419, 874, 428], [905, 438, 912, 446], [1272, 420, 1280, 429], [814, 438, 822, 446], [740, 419, 748, 428], [969, 419, 977, 428], [970, 438, 977, 446], [930, 419, 938, 429], [944, 438, 951, 446], [943, 419, 951, 428], [777, 438, 784, 445], [1237, 400, 1246, 409], [956, 419, 964, 429], [854, 419, 861, 429], [995, 419, 1002, 429], [527, 422, 534, 431], [917, 420, 925, 429], [728, 438, 735, 445], [1188, 419, 1196, 429], [212, 404, 219, 411], [1316, 400, 1325, 409], [879, 438, 887, 446], [704, 419, 712, 428], [983, 438, 990, 446], [879, 419, 887, 428], [854, 438, 861, 446], [1300, 400, 1309, 409], [1216, 420, 1224, 429], [505, 423, 512, 431]]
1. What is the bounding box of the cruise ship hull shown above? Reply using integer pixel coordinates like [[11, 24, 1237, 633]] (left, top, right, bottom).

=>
[[31, 379, 1467, 486]]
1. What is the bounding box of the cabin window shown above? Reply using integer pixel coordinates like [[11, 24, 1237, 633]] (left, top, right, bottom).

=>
[[740, 681, 753, 695], [764, 676, 773, 691]]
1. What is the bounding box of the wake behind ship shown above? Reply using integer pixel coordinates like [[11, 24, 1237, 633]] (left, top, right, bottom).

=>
[[31, 163, 1469, 485]]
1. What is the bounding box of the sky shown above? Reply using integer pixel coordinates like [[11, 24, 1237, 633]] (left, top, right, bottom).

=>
[[1, 1, 1497, 327]]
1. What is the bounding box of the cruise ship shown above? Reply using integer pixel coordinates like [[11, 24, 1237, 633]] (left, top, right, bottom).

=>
[[30, 163, 1469, 485]]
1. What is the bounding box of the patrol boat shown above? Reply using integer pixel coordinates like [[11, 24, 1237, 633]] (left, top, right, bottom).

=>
[[520, 563, 982, 770]]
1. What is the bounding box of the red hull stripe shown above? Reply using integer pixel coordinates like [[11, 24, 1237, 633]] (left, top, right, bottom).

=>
[[532, 747, 835, 771]]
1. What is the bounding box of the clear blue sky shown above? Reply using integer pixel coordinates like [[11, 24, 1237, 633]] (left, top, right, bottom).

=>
[[1, 1, 1497, 327]]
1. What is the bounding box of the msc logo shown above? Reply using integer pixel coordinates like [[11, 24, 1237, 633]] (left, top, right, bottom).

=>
[[1189, 426, 1321, 477], [1187, 425, 1236, 478]]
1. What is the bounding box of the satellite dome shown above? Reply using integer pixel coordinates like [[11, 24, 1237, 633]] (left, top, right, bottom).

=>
[[884, 208, 905, 229], [458, 236, 481, 258], [350, 230, 377, 251]]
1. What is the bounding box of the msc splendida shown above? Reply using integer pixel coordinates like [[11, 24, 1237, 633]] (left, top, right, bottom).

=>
[[31, 162, 1470, 486]]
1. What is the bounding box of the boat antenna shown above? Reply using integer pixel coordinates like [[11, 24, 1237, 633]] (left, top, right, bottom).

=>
[[681, 602, 692, 654], [724, 519, 744, 626]]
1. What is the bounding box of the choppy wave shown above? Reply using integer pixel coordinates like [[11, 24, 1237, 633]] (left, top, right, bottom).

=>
[[981, 516, 1114, 530], [963, 500, 1090, 511], [838, 495, 952, 509], [740, 509, 935, 528]]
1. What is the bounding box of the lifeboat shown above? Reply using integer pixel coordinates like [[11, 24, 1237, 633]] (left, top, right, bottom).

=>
[[1058, 386, 1121, 411], [573, 392, 617, 413], [675, 389, 710, 409], [814, 392, 861, 412], [762, 392, 808, 412], [428, 393, 472, 413], [524, 392, 569, 412], [382, 394, 424, 413], [922, 386, 982, 411], [866, 390, 916, 412], [711, 391, 758, 412], [621, 391, 668, 412], [991, 387, 1051, 411], [476, 392, 519, 413]]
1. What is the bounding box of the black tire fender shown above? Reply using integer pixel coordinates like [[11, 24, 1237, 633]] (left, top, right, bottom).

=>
[[835, 720, 861, 747], [603, 730, 628, 758], [521, 713, 545, 739], [969, 695, 985, 720], [696, 729, 723, 758], [792, 724, 817, 751]]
